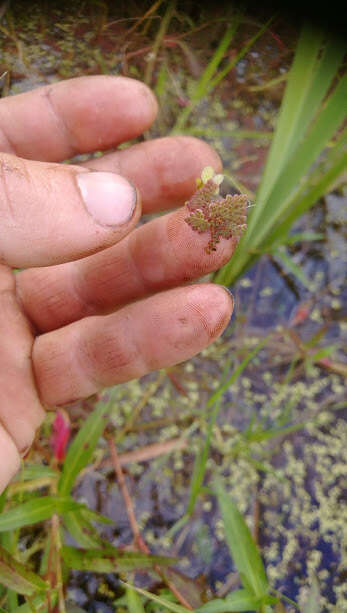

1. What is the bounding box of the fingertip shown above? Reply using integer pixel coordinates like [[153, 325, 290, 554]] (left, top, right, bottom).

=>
[[206, 283, 235, 326], [107, 75, 158, 130], [137, 79, 159, 120], [218, 285, 235, 312], [186, 283, 234, 342]]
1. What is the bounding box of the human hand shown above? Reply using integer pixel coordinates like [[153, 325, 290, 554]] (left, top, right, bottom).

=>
[[0, 76, 236, 492]]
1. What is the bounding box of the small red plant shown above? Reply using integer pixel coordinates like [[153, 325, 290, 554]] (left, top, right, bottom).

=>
[[184, 166, 249, 253], [50, 410, 71, 463]]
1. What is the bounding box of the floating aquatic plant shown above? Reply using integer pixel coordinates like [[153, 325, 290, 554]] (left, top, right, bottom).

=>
[[185, 166, 248, 253]]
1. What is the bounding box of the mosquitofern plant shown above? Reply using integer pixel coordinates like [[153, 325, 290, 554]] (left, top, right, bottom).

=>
[[184, 166, 249, 254]]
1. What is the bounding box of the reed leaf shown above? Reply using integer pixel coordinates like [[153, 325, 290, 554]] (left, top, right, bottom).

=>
[[214, 26, 346, 285]]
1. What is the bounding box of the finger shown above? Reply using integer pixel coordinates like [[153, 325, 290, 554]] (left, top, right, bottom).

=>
[[17, 207, 238, 333], [0, 265, 44, 468], [0, 76, 157, 161], [0, 427, 20, 494], [0, 153, 140, 267], [83, 135, 222, 213], [33, 284, 233, 406]]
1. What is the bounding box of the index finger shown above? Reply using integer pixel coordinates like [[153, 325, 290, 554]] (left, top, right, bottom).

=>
[[0, 76, 157, 161]]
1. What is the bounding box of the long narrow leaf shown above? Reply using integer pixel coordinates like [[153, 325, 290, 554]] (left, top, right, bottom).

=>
[[126, 586, 146, 613], [15, 465, 59, 482], [172, 21, 238, 132], [216, 80, 347, 285], [0, 497, 82, 532], [207, 336, 269, 409], [62, 545, 176, 572], [186, 359, 232, 516], [195, 590, 259, 612], [215, 482, 268, 598], [58, 396, 112, 496], [209, 17, 273, 91], [80, 506, 113, 525], [287, 35, 346, 159], [266, 130, 347, 246], [12, 592, 57, 613], [121, 583, 189, 613], [254, 24, 325, 210], [0, 545, 48, 596], [248, 72, 347, 247], [215, 29, 346, 286], [62, 511, 105, 548], [187, 339, 267, 516], [274, 249, 311, 288]]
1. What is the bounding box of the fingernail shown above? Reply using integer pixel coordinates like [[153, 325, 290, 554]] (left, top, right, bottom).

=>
[[76, 171, 137, 226]]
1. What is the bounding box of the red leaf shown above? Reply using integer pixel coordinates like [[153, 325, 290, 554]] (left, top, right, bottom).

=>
[[51, 410, 70, 462]]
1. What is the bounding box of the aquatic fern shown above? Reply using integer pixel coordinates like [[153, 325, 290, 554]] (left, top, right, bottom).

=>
[[185, 166, 248, 253]]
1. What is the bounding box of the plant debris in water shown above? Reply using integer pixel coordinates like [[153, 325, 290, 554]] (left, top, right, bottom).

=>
[[184, 166, 249, 253]]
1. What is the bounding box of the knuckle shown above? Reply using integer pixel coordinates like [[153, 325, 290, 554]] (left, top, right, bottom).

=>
[[79, 319, 138, 388]]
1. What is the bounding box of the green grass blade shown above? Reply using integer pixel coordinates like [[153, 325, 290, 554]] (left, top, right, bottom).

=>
[[209, 16, 274, 91], [62, 511, 104, 548], [79, 505, 113, 525], [186, 395, 223, 516], [244, 422, 307, 444], [309, 345, 338, 363], [144, 0, 175, 86], [265, 134, 347, 247], [121, 583, 189, 613], [186, 359, 232, 516], [126, 586, 146, 613], [58, 396, 112, 496], [253, 233, 323, 253], [274, 249, 311, 288], [215, 74, 347, 285], [215, 482, 268, 598], [14, 465, 58, 482], [0, 545, 48, 596], [62, 546, 176, 572], [279, 233, 324, 245], [248, 72, 347, 246], [286, 35, 346, 160], [264, 76, 346, 221], [254, 24, 325, 211], [207, 336, 269, 409], [0, 497, 82, 532], [12, 592, 57, 613], [195, 590, 259, 612], [172, 20, 239, 132], [186, 339, 268, 516], [182, 127, 272, 139]]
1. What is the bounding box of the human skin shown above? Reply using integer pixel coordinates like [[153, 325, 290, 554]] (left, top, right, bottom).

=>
[[0, 75, 237, 492]]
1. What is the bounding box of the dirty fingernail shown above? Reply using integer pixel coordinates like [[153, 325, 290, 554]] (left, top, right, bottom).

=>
[[77, 171, 137, 226]]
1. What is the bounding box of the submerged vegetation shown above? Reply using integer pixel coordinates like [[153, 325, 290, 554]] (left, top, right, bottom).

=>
[[0, 2, 346, 612]]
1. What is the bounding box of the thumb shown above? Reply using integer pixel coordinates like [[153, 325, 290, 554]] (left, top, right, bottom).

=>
[[0, 153, 140, 267]]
